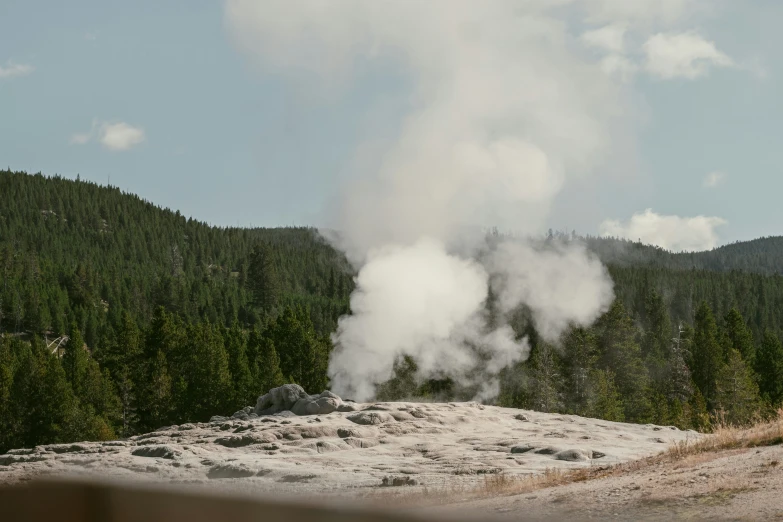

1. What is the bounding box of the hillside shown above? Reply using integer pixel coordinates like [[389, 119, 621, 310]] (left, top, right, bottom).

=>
[[3, 168, 783, 343], [1, 169, 783, 457], [0, 169, 353, 339], [586, 235, 783, 276]]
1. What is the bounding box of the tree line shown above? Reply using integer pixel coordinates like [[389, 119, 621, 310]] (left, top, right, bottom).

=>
[[2, 170, 783, 452], [380, 296, 782, 431], [0, 305, 331, 453], [0, 169, 354, 342]]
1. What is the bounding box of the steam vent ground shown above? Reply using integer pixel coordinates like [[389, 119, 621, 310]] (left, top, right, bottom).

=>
[[0, 385, 695, 497]]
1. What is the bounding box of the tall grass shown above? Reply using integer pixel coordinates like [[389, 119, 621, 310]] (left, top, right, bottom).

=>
[[666, 408, 783, 459]]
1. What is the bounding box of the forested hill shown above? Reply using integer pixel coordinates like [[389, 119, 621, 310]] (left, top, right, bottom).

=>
[[2, 169, 783, 454], [586, 235, 783, 276], [0, 169, 354, 342]]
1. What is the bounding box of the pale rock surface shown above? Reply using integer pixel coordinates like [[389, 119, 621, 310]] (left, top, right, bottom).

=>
[[0, 386, 699, 497]]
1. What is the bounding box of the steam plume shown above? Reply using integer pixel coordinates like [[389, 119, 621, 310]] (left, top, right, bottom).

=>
[[224, 1, 691, 400]]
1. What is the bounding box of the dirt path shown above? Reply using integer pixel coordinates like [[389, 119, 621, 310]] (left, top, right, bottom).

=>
[[429, 444, 783, 521]]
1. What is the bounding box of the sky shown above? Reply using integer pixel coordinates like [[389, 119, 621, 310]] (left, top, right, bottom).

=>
[[2, 0, 782, 251]]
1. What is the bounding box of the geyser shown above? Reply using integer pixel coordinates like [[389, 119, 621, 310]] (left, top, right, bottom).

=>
[[225, 0, 641, 400]]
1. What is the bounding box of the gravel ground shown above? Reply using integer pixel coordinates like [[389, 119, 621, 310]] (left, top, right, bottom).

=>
[[426, 443, 783, 521]]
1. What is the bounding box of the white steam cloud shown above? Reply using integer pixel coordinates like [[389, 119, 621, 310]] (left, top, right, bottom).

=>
[[225, 0, 718, 401], [600, 209, 726, 252]]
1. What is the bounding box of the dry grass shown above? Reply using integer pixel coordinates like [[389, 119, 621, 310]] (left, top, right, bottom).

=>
[[367, 410, 783, 506], [666, 409, 783, 460], [363, 468, 587, 507]]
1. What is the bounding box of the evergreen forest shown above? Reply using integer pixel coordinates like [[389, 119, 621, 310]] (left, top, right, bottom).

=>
[[1, 169, 782, 453]]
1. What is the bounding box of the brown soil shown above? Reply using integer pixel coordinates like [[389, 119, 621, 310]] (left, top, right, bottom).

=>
[[424, 443, 783, 521]]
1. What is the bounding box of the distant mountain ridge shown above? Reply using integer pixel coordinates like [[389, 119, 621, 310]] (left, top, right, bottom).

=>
[[585, 236, 783, 276]]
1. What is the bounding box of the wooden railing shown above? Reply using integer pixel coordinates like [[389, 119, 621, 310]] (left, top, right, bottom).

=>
[[0, 477, 486, 522]]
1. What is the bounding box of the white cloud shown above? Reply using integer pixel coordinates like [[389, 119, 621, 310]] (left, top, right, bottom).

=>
[[0, 61, 34, 79], [600, 209, 726, 252], [582, 24, 628, 54], [703, 171, 726, 188], [100, 122, 145, 151], [643, 31, 734, 79], [70, 120, 146, 151], [599, 54, 639, 82]]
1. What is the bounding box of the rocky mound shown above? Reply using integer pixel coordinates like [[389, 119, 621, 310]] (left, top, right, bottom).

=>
[[0, 386, 699, 496], [208, 384, 360, 423]]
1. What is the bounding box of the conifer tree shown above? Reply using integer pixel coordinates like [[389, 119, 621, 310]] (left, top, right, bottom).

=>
[[721, 308, 755, 365], [687, 388, 711, 431], [0, 336, 13, 450], [62, 322, 88, 396], [642, 289, 671, 361], [146, 350, 173, 429], [181, 322, 231, 420], [104, 313, 143, 435], [715, 349, 762, 426], [561, 328, 597, 416], [224, 321, 253, 409], [247, 242, 280, 314], [80, 360, 121, 434], [595, 301, 651, 422], [755, 331, 783, 406], [253, 336, 286, 394], [666, 323, 695, 413], [271, 308, 306, 386], [691, 301, 723, 408], [587, 369, 624, 422], [527, 341, 563, 413], [12, 337, 81, 448]]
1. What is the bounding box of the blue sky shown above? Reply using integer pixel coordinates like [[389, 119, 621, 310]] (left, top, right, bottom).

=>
[[2, 1, 782, 250]]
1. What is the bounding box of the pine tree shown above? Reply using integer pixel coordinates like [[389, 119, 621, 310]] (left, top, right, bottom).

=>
[[691, 301, 723, 408], [103, 312, 143, 436], [181, 322, 231, 420], [271, 308, 330, 393], [253, 335, 285, 394], [642, 289, 671, 361], [271, 308, 306, 386], [715, 349, 762, 426], [80, 361, 121, 434], [721, 308, 755, 365], [561, 327, 597, 416], [0, 336, 13, 450], [595, 301, 651, 422], [327, 268, 336, 299], [687, 388, 711, 431], [12, 338, 82, 448], [667, 323, 695, 404], [587, 369, 624, 422], [247, 242, 280, 314], [527, 342, 563, 413], [62, 322, 88, 396], [224, 321, 253, 409], [755, 331, 783, 406], [146, 350, 173, 429]]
